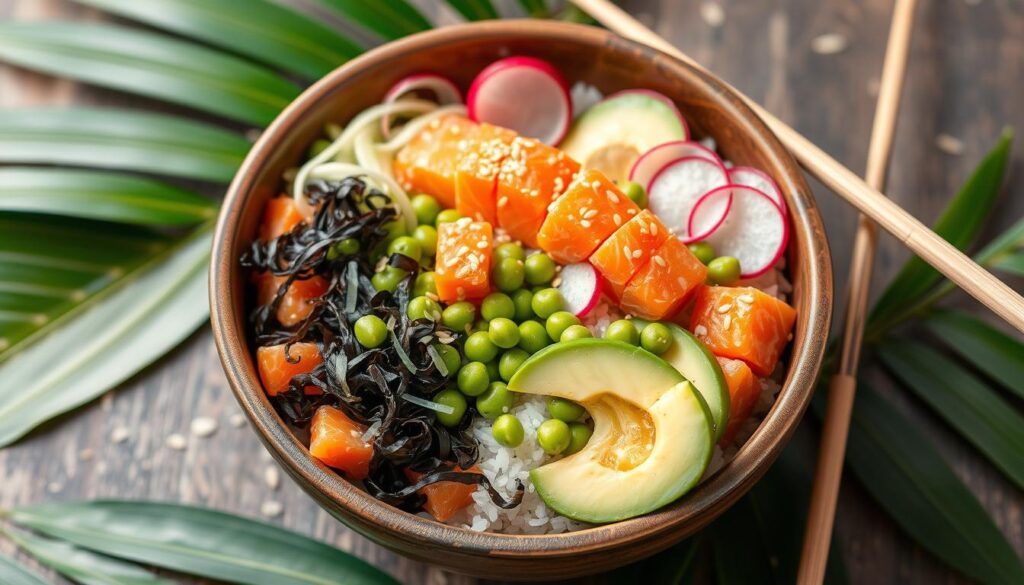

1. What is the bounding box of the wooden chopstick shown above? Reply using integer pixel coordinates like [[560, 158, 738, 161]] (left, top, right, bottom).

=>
[[569, 0, 1024, 334], [796, 1, 920, 583]]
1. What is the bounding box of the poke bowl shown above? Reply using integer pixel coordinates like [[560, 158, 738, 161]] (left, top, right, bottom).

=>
[[210, 20, 832, 580]]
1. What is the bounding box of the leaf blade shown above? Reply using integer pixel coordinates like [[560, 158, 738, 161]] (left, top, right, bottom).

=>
[[10, 501, 399, 585], [0, 552, 50, 585], [925, 309, 1024, 399], [310, 0, 431, 40], [446, 0, 500, 20], [517, 0, 550, 17], [0, 23, 301, 126]]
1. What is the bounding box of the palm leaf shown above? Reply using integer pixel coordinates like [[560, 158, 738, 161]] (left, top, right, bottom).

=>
[[992, 251, 1024, 276], [0, 22, 300, 126], [0, 168, 215, 225], [0, 552, 49, 585], [310, 0, 431, 40], [9, 501, 399, 585], [71, 0, 362, 80], [610, 538, 700, 584], [518, 0, 550, 17], [0, 108, 250, 183], [925, 310, 1024, 400], [877, 342, 1024, 490], [0, 224, 210, 446], [446, 0, 500, 21]]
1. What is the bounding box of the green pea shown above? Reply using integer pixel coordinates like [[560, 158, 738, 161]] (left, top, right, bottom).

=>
[[517, 320, 551, 353], [354, 314, 387, 348], [477, 381, 514, 419], [492, 257, 526, 292], [371, 266, 406, 293], [326, 237, 359, 260], [498, 348, 530, 382], [545, 311, 580, 341], [688, 241, 716, 265], [383, 219, 406, 242], [407, 296, 442, 322], [434, 209, 462, 226], [473, 319, 490, 333], [537, 419, 571, 455], [431, 343, 461, 377], [433, 388, 467, 428], [546, 396, 585, 422], [640, 322, 673, 355], [307, 138, 331, 159], [604, 319, 640, 345], [464, 331, 498, 362], [387, 236, 422, 263], [565, 422, 593, 455], [441, 301, 476, 332], [485, 358, 501, 381], [511, 289, 535, 321], [457, 362, 490, 397], [410, 194, 442, 226], [622, 181, 647, 208], [560, 324, 592, 342], [481, 292, 515, 321], [494, 242, 525, 262], [524, 253, 556, 285], [531, 287, 563, 319], [707, 256, 742, 285], [412, 225, 438, 257], [492, 414, 524, 448], [488, 317, 521, 349], [413, 272, 437, 297]]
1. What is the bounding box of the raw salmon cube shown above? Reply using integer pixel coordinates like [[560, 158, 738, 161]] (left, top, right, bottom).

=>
[[259, 197, 307, 241], [715, 357, 759, 444], [310, 405, 373, 480], [256, 342, 323, 396], [405, 466, 482, 522], [620, 236, 707, 319], [435, 218, 493, 301], [257, 274, 329, 327], [393, 115, 480, 208], [588, 209, 667, 297], [495, 136, 580, 247], [454, 124, 516, 223], [537, 169, 641, 264], [689, 286, 796, 376]]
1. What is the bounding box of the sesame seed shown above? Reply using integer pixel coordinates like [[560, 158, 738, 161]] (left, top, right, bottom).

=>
[[632, 249, 643, 258], [264, 466, 281, 490], [190, 417, 218, 438], [694, 325, 708, 336], [166, 433, 187, 451], [653, 255, 667, 267], [498, 196, 509, 207], [613, 214, 623, 226], [261, 500, 284, 518], [426, 292, 439, 301], [584, 209, 598, 219], [581, 220, 592, 228], [229, 413, 247, 428], [590, 180, 601, 190], [607, 190, 620, 203], [628, 209, 637, 215], [551, 276, 563, 288], [110, 426, 131, 444], [723, 315, 732, 329], [477, 240, 488, 249], [623, 245, 632, 258], [738, 294, 755, 304], [718, 303, 733, 313], [650, 222, 659, 236]]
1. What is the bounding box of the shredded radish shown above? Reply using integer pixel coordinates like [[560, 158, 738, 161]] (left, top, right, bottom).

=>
[[381, 74, 462, 138], [467, 56, 571, 145], [690, 185, 789, 278], [629, 140, 722, 192], [729, 166, 786, 213], [557, 263, 601, 317], [646, 156, 729, 242]]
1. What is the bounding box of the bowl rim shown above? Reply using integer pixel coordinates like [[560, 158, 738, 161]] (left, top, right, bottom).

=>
[[211, 19, 832, 558]]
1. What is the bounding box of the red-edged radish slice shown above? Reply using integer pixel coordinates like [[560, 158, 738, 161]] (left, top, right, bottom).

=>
[[467, 57, 571, 145], [647, 155, 730, 243], [691, 185, 789, 278], [381, 74, 463, 138], [629, 140, 722, 192], [604, 89, 689, 139], [557, 262, 601, 317], [728, 166, 786, 212]]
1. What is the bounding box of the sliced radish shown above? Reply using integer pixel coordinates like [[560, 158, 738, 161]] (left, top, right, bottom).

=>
[[381, 74, 463, 138], [604, 89, 689, 139], [728, 166, 786, 213], [629, 140, 722, 192], [467, 57, 571, 145], [557, 262, 601, 317], [647, 155, 730, 242], [690, 185, 789, 278]]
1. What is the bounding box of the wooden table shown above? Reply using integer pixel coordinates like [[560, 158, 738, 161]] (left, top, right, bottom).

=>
[[1, 1, 1021, 583]]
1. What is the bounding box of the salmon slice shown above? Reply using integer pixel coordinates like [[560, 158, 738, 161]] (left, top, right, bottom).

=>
[[588, 209, 666, 298], [393, 115, 480, 208], [619, 236, 707, 319], [495, 136, 580, 247], [435, 218, 493, 302], [405, 466, 482, 522], [537, 169, 640, 264], [454, 124, 516, 223], [256, 342, 323, 396], [715, 357, 760, 445], [257, 274, 329, 327], [259, 197, 307, 241], [309, 405, 373, 480], [689, 286, 797, 376]]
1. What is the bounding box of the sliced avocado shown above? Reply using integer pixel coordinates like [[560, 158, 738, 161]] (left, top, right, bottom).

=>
[[560, 92, 687, 183], [634, 320, 730, 441], [508, 339, 713, 523]]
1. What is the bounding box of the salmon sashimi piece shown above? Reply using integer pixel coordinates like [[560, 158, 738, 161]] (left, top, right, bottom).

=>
[[256, 342, 323, 396], [257, 273, 329, 327], [588, 209, 666, 298], [393, 115, 481, 208], [309, 405, 373, 480], [619, 236, 707, 320], [435, 218, 494, 302], [537, 169, 641, 264], [496, 136, 580, 247], [715, 357, 759, 445], [689, 286, 797, 376], [454, 124, 516, 223], [405, 466, 482, 522], [259, 197, 307, 241]]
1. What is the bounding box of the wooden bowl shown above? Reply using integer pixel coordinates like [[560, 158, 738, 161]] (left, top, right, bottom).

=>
[[211, 20, 832, 580]]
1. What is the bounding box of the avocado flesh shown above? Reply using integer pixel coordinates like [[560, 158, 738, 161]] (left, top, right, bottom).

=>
[[634, 320, 730, 441], [507, 339, 714, 523]]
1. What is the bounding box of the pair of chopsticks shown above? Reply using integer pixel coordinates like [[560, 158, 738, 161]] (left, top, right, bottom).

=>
[[569, 0, 1003, 583]]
